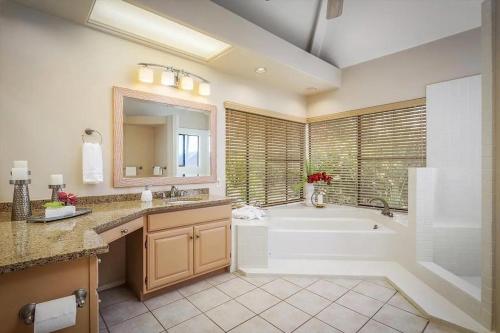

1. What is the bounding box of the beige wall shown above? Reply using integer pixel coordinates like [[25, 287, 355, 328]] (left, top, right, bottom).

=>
[[307, 28, 481, 117], [0, 2, 307, 202]]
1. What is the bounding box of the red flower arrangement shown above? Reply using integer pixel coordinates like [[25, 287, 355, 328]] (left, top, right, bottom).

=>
[[58, 191, 78, 206], [307, 172, 332, 185]]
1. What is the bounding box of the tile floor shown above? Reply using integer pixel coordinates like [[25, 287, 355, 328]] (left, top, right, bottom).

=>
[[98, 272, 463, 333]]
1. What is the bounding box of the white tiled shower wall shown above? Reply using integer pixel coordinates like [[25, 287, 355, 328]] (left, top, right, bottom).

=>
[[417, 75, 482, 277], [432, 225, 481, 277]]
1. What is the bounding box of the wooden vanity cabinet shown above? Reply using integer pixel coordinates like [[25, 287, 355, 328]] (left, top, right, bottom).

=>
[[129, 204, 232, 299], [194, 220, 231, 274], [146, 226, 194, 289]]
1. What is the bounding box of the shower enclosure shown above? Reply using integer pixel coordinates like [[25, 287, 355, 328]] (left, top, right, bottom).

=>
[[416, 75, 482, 296]]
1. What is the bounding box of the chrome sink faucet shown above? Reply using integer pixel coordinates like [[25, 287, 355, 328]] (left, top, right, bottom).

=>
[[369, 198, 393, 218], [169, 185, 178, 198]]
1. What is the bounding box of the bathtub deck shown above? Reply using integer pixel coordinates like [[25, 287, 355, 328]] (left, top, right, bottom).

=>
[[239, 259, 488, 333]]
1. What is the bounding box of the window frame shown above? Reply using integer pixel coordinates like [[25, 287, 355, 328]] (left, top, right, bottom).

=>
[[308, 103, 426, 211], [225, 109, 306, 207]]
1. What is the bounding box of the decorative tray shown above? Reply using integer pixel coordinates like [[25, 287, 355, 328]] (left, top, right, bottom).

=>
[[27, 208, 92, 223]]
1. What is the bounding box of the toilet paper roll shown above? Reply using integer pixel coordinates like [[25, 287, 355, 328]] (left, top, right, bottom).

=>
[[34, 295, 76, 333]]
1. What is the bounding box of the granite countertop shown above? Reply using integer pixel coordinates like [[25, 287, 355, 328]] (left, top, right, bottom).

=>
[[0, 195, 231, 274]]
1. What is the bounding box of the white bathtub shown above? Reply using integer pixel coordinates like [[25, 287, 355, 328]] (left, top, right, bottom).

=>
[[234, 204, 402, 268], [268, 206, 397, 260]]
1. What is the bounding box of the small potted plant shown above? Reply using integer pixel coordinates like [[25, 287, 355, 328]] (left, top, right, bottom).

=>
[[306, 171, 332, 207], [43, 191, 78, 218], [295, 161, 332, 206]]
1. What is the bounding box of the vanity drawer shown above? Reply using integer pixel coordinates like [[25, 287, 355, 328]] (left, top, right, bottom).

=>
[[148, 205, 231, 232], [100, 217, 144, 243]]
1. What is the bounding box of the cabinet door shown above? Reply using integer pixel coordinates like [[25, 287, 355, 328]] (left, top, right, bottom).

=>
[[194, 220, 231, 274], [147, 227, 193, 290]]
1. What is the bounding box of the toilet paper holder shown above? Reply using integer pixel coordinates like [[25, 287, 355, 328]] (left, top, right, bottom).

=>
[[19, 288, 87, 325]]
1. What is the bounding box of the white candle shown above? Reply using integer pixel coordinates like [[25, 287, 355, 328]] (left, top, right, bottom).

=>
[[317, 193, 324, 205], [13, 160, 28, 168], [49, 174, 64, 185], [11, 168, 29, 180]]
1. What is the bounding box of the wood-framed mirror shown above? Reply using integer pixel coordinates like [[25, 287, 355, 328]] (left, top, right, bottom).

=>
[[113, 87, 217, 187]]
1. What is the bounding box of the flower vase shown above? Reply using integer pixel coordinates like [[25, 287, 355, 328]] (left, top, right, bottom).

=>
[[304, 183, 314, 206]]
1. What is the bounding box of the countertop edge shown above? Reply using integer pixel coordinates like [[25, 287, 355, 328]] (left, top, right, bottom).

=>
[[0, 197, 233, 274]]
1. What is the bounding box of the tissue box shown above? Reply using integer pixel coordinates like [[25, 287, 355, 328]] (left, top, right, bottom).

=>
[[45, 205, 76, 219]]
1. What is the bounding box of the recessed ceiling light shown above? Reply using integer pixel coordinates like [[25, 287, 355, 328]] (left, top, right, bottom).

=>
[[255, 67, 267, 74], [88, 0, 231, 61]]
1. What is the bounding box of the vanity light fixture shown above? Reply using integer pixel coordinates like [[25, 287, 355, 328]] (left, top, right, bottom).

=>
[[179, 74, 194, 91], [161, 69, 176, 86], [198, 82, 211, 96], [138, 65, 154, 83], [137, 63, 211, 96]]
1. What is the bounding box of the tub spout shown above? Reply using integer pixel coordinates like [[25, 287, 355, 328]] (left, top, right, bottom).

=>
[[369, 198, 393, 218]]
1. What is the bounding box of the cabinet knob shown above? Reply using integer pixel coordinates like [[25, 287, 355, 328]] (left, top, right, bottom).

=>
[[189, 236, 193, 240], [196, 235, 200, 239], [97, 258, 102, 264], [121, 229, 128, 234]]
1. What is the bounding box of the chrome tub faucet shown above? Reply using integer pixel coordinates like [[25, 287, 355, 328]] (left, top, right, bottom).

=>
[[369, 198, 393, 218]]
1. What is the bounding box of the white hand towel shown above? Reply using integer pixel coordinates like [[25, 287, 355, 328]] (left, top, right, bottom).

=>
[[232, 205, 266, 220], [125, 166, 137, 177], [82, 142, 103, 184]]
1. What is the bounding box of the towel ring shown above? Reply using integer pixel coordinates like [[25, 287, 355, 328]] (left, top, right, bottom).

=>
[[82, 128, 102, 144]]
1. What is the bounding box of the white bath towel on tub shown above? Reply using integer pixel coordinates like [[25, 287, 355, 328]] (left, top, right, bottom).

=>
[[232, 205, 266, 220], [82, 142, 103, 184]]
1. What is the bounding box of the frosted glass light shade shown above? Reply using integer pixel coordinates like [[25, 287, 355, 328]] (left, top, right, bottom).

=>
[[198, 82, 211, 96], [89, 0, 231, 61], [161, 70, 176, 86], [138, 66, 154, 83], [180, 75, 194, 90]]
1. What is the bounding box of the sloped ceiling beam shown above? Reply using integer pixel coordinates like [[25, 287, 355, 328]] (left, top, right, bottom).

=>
[[309, 0, 328, 58]]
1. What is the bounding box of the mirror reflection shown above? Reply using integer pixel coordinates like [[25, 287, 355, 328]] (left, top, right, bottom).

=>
[[123, 97, 211, 178]]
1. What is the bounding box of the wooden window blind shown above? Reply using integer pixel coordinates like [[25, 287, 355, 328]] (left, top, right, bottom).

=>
[[309, 105, 426, 210], [226, 109, 305, 207]]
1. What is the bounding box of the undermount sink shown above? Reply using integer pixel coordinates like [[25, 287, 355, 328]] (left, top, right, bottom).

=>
[[164, 196, 205, 204]]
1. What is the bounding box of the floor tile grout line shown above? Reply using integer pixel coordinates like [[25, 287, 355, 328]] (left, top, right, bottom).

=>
[[283, 293, 334, 317], [214, 285, 257, 300], [290, 316, 333, 333], [101, 278, 359, 328], [232, 292, 279, 315], [99, 276, 435, 333], [227, 314, 285, 333], [421, 320, 431, 333], [352, 290, 403, 333], [148, 309, 165, 333], [181, 293, 230, 332], [281, 276, 319, 289], [183, 278, 294, 333], [353, 276, 428, 333], [149, 296, 203, 332], [103, 308, 151, 331], [347, 280, 429, 320]]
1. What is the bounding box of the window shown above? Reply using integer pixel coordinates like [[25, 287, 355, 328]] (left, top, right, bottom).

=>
[[178, 134, 199, 167], [226, 109, 305, 207], [309, 105, 426, 211]]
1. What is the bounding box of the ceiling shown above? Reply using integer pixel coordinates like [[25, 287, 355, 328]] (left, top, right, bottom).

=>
[[15, 0, 341, 95], [212, 0, 482, 68]]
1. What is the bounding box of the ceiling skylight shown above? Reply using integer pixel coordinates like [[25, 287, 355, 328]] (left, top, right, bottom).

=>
[[88, 0, 231, 61]]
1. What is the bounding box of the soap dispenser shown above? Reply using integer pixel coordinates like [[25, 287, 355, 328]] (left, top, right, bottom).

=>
[[141, 185, 153, 202]]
